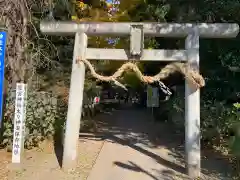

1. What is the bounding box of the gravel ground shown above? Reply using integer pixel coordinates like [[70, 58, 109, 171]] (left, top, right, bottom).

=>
[[2, 133, 104, 180]]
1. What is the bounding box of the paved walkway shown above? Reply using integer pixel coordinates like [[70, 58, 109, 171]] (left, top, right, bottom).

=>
[[86, 108, 232, 180]]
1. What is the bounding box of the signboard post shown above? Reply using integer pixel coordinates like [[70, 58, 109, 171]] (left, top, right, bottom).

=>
[[147, 85, 159, 108], [12, 83, 27, 164], [0, 31, 7, 128], [147, 85, 159, 119]]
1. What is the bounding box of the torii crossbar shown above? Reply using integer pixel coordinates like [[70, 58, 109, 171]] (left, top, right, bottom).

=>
[[40, 21, 239, 178]]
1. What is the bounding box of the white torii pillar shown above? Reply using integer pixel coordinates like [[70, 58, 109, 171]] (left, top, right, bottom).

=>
[[40, 22, 239, 178], [185, 27, 200, 177]]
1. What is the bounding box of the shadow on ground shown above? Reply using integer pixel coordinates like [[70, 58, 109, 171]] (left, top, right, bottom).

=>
[[52, 102, 122, 168], [79, 106, 233, 180], [113, 161, 181, 180]]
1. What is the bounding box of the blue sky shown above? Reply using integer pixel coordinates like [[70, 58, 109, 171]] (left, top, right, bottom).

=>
[[106, 0, 120, 4], [106, 0, 120, 45]]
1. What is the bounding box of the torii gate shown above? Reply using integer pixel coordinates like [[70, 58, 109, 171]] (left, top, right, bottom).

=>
[[40, 21, 239, 178]]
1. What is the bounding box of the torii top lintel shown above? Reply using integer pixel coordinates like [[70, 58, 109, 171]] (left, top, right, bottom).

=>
[[40, 21, 239, 38]]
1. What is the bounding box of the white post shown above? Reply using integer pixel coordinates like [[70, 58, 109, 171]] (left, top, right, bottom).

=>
[[62, 33, 87, 171], [185, 28, 200, 178], [12, 83, 27, 164]]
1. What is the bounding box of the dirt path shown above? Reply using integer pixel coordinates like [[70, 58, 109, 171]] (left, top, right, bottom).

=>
[[3, 134, 105, 180], [1, 107, 234, 180]]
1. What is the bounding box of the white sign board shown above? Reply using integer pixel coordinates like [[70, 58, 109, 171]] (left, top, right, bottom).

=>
[[147, 85, 159, 107], [12, 83, 27, 164]]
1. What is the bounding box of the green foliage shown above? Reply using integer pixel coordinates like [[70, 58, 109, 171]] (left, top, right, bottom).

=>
[[229, 103, 240, 157], [233, 103, 240, 109], [1, 85, 102, 150], [201, 101, 233, 145], [1, 90, 61, 150], [165, 91, 240, 154], [155, 87, 240, 153]]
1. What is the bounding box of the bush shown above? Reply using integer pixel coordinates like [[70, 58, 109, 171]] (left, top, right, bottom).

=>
[[154, 86, 239, 151], [1, 90, 64, 150], [1, 85, 103, 150], [153, 86, 185, 129], [165, 87, 240, 152]]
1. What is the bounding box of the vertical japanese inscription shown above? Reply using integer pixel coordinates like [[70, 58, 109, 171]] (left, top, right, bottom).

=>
[[12, 83, 27, 163]]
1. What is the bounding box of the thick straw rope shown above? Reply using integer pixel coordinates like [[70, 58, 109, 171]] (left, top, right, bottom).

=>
[[77, 58, 205, 90]]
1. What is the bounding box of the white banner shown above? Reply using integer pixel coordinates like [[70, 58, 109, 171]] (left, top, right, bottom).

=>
[[147, 85, 159, 107], [12, 83, 27, 164]]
